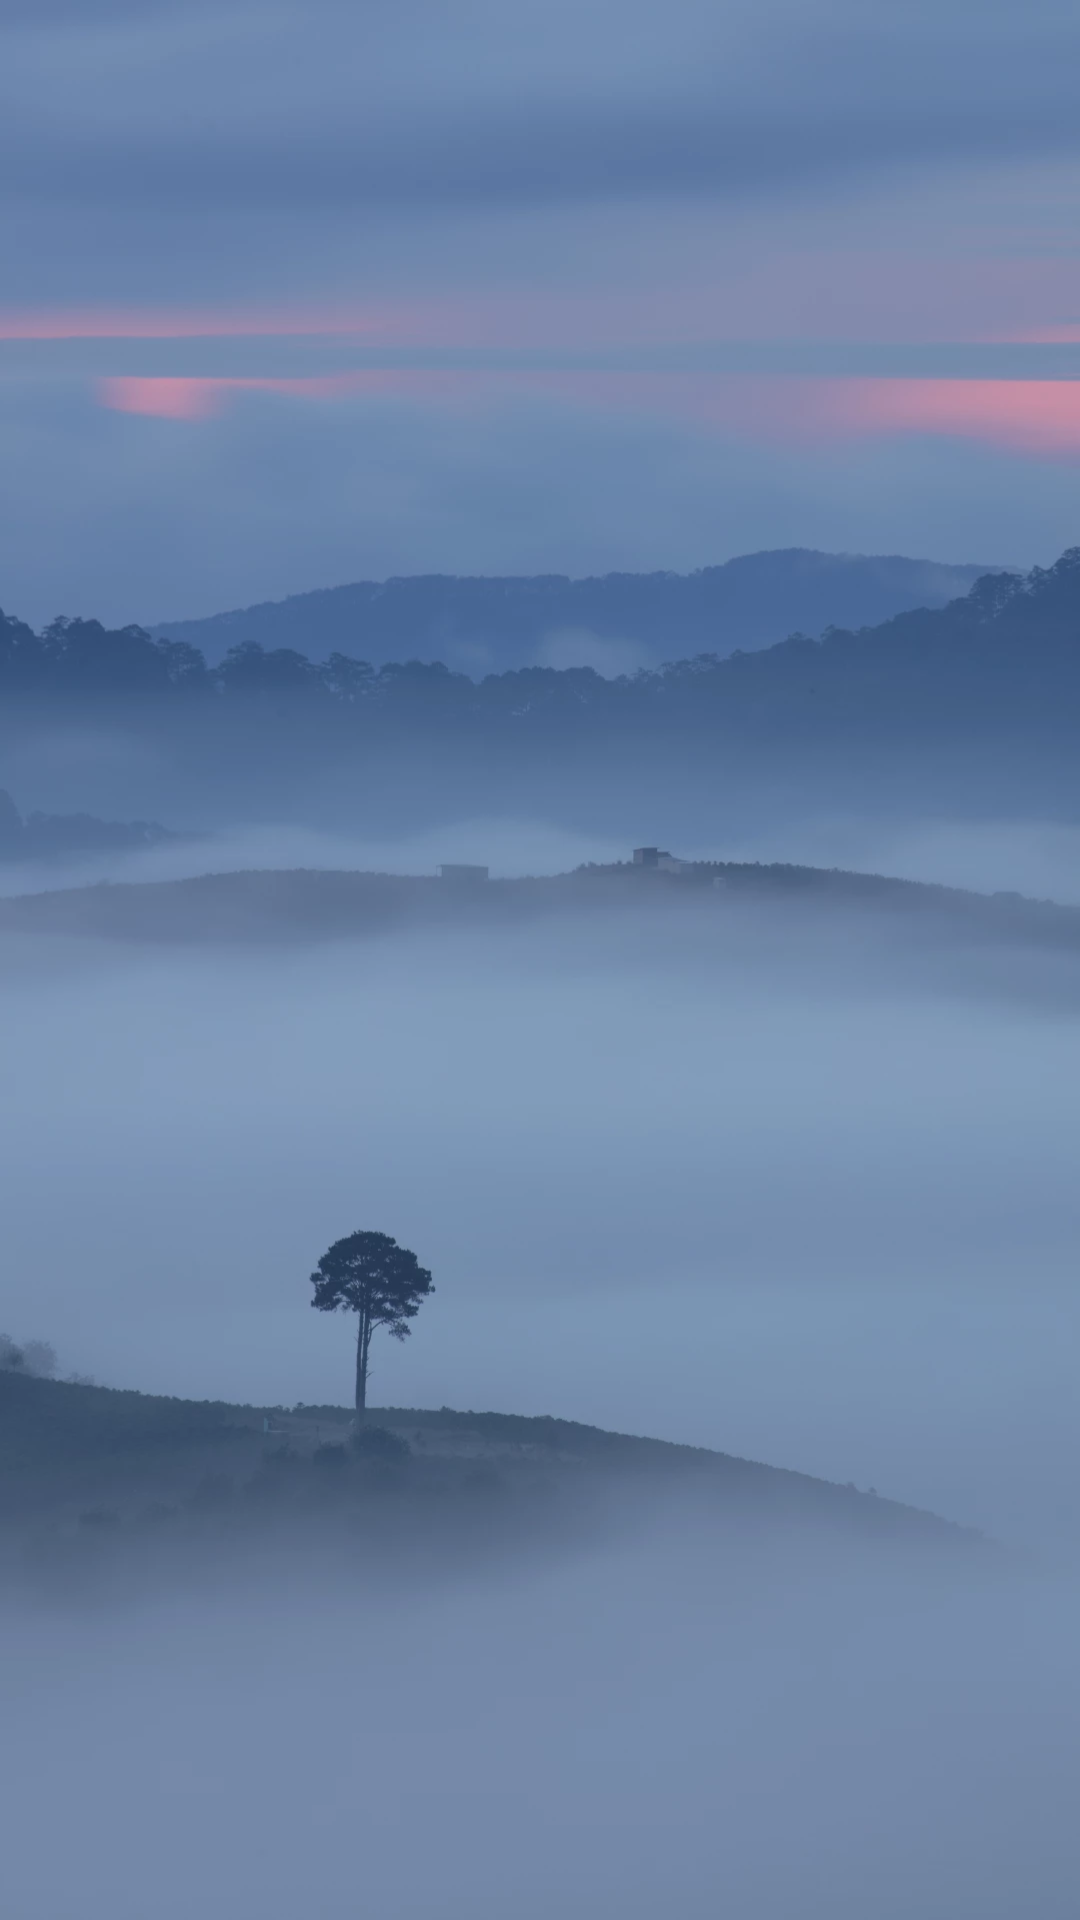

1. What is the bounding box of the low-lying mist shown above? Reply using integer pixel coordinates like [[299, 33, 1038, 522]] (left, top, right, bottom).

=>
[[2, 1525, 1078, 1919], [2, 884, 1079, 1551], [4, 839, 1080, 1917]]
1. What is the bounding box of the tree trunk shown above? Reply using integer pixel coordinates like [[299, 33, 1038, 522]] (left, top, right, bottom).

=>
[[355, 1313, 369, 1420]]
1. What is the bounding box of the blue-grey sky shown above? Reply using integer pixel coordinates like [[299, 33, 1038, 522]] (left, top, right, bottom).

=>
[[3, 0, 1080, 623]]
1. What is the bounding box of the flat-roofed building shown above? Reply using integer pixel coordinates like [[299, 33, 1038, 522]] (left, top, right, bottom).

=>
[[633, 847, 689, 872]]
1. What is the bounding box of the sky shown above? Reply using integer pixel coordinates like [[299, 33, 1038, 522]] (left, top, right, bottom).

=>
[[3, 0, 1080, 625]]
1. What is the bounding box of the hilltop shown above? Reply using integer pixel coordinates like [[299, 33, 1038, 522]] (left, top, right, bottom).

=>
[[0, 856, 1075, 952], [0, 1370, 977, 1597]]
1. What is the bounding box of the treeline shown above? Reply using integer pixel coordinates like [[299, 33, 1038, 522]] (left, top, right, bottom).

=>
[[3, 552, 1080, 743], [0, 787, 170, 861]]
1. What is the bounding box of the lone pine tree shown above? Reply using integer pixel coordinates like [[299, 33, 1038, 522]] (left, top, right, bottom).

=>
[[309, 1230, 434, 1417]]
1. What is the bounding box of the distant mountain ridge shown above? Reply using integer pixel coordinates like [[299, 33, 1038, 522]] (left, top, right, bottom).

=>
[[150, 548, 995, 672]]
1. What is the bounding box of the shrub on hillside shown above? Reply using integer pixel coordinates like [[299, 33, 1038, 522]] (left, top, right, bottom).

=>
[[350, 1425, 410, 1463]]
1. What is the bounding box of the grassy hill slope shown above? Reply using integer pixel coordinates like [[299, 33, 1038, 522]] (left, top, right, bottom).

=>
[[0, 1371, 973, 1549]]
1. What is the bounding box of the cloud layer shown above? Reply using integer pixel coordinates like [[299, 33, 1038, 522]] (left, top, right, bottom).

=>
[[2, 0, 1080, 624], [5, 1, 1080, 228]]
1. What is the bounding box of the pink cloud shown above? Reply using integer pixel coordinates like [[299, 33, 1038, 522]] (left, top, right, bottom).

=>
[[1, 306, 413, 343], [95, 367, 1080, 460], [994, 325, 1080, 344], [520, 372, 1080, 457], [478, 372, 1080, 457], [1, 295, 662, 350], [5, 250, 1080, 352], [98, 376, 225, 418], [751, 378, 1080, 455], [95, 372, 422, 417]]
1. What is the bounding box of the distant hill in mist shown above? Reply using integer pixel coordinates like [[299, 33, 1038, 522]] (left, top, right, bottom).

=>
[[3, 548, 1079, 829], [149, 549, 993, 672], [0, 857, 1073, 948], [0, 787, 172, 865]]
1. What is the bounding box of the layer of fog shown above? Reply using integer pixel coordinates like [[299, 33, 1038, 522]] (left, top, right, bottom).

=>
[[5, 875, 1080, 1917], [7, 810, 1080, 904], [2, 1530, 1079, 1919], [0, 818, 630, 897], [3, 896, 1080, 1552], [534, 625, 656, 675]]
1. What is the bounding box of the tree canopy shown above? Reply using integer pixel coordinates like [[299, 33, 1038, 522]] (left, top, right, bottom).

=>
[[310, 1230, 434, 1415]]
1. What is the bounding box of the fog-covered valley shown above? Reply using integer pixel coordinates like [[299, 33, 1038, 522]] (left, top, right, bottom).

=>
[[3, 866, 1080, 1548], [4, 1525, 1077, 1920], [9, 0, 1080, 1895], [6, 409, 1080, 1920], [4, 811, 1080, 1915]]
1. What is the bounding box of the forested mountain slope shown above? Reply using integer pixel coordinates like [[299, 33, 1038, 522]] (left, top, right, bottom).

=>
[[150, 549, 991, 671], [1, 550, 1077, 827]]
